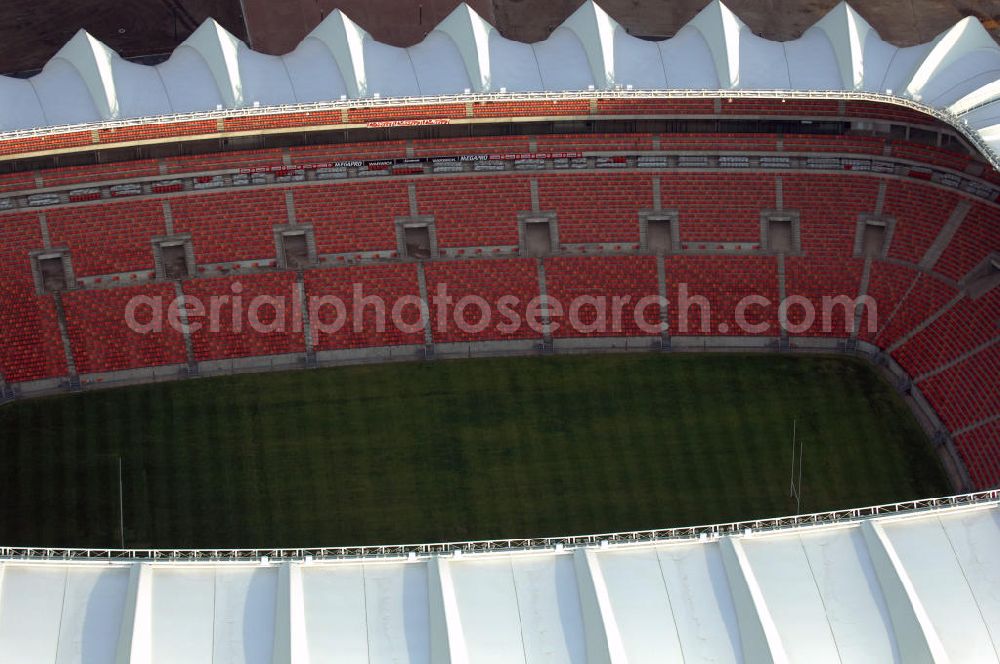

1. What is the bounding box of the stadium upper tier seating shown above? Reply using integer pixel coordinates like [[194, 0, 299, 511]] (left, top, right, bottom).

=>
[[0, 99, 997, 487]]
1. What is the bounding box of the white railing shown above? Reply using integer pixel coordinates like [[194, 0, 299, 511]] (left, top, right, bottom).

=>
[[1, 490, 996, 563], [0, 89, 996, 170]]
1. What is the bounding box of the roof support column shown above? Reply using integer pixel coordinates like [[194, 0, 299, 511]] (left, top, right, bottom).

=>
[[428, 556, 469, 663], [718, 536, 789, 664], [272, 562, 310, 664], [115, 563, 153, 664], [572, 548, 628, 664], [860, 519, 947, 662]]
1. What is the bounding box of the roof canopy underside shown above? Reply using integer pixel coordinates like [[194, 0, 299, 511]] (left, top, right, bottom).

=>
[[2, 1, 1000, 156], [0, 501, 998, 662]]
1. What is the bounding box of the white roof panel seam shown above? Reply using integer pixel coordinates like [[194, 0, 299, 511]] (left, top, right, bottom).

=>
[[652, 549, 687, 661], [507, 556, 531, 663], [796, 535, 847, 662], [51, 566, 69, 664]]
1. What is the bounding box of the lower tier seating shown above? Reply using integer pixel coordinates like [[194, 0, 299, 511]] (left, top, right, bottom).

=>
[[858, 262, 920, 344], [0, 213, 67, 382], [934, 203, 997, 282], [883, 182, 962, 265], [663, 255, 779, 336], [784, 257, 864, 337], [918, 345, 1000, 432], [182, 273, 305, 362], [954, 421, 1000, 489], [0, 287, 66, 383], [303, 264, 425, 351], [663, 173, 773, 245], [893, 290, 1000, 378], [545, 256, 661, 338], [62, 284, 187, 374], [424, 259, 540, 343], [875, 273, 957, 349], [784, 174, 879, 256]]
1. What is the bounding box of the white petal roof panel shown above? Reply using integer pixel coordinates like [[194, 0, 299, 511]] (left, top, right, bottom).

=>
[[238, 48, 297, 107], [408, 31, 473, 96], [611, 30, 669, 90], [55, 566, 131, 664], [652, 540, 743, 661], [363, 40, 422, 98], [488, 32, 544, 92], [0, 77, 47, 131], [878, 42, 935, 95], [30, 60, 101, 126], [533, 28, 596, 92], [920, 50, 1000, 106], [450, 556, 529, 663], [659, 26, 720, 89], [0, 566, 68, 662], [363, 561, 431, 663], [300, 563, 370, 662], [282, 39, 350, 103], [738, 32, 792, 90], [786, 30, 844, 90], [155, 47, 225, 113], [881, 508, 1000, 662], [110, 58, 172, 120], [509, 553, 587, 664], [595, 547, 686, 662], [0, 500, 997, 663], [743, 527, 900, 663], [150, 567, 219, 662], [859, 35, 900, 92], [964, 100, 1000, 128]]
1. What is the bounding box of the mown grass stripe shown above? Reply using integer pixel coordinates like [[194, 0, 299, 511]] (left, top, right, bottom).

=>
[[0, 353, 949, 548]]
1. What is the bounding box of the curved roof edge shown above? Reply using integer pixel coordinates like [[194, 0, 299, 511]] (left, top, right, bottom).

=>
[[2, 490, 996, 562], [1, 492, 998, 663]]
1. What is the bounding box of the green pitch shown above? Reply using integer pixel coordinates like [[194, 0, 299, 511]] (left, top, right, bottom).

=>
[[0, 353, 948, 549]]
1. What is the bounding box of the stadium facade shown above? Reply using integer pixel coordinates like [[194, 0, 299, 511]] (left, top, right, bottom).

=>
[[0, 2, 998, 661]]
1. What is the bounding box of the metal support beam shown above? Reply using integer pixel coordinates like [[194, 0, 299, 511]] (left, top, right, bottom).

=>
[[860, 519, 948, 662], [272, 562, 310, 664], [428, 556, 469, 663], [718, 536, 789, 664], [115, 563, 153, 664], [573, 548, 628, 664]]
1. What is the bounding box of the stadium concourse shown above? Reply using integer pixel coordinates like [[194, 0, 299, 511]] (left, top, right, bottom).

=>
[[0, 0, 998, 661]]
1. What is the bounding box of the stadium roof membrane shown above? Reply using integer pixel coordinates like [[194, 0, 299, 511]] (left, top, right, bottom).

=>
[[1, 1, 1000, 156], [0, 496, 998, 662]]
